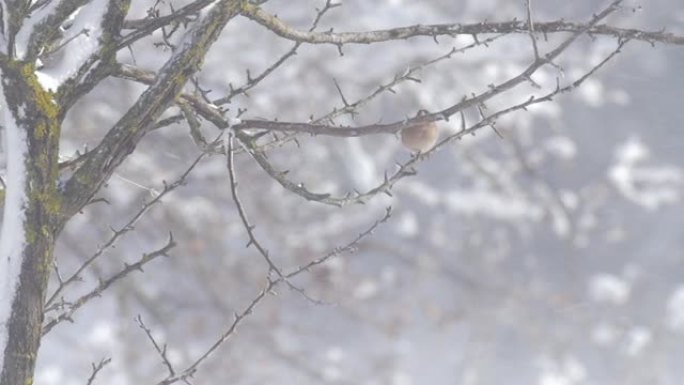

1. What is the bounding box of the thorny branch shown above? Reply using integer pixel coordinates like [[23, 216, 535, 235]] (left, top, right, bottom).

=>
[[155, 277, 275, 385], [43, 236, 176, 334], [226, 0, 625, 207], [226, 133, 329, 304], [111, 1, 629, 211], [85, 358, 112, 385], [234, 0, 624, 134], [240, 2, 683, 46], [225, 133, 287, 275], [45, 150, 212, 312], [136, 315, 176, 378], [214, 0, 340, 106], [152, 206, 391, 385], [7, 0, 677, 382]]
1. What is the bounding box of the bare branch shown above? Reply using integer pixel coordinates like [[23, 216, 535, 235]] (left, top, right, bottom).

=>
[[233, 0, 624, 137], [45, 150, 210, 311], [286, 207, 392, 278], [226, 133, 286, 275], [226, 133, 322, 303], [136, 315, 175, 378], [240, 2, 682, 46], [525, 0, 540, 59], [155, 205, 392, 385], [214, 41, 301, 106], [85, 357, 112, 385], [43, 236, 176, 334], [59, 0, 243, 220], [213, 1, 340, 106], [118, 0, 214, 49], [156, 278, 276, 385]]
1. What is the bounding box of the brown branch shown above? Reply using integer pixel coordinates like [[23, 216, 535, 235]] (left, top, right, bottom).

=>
[[42, 235, 176, 335], [154, 205, 392, 385], [213, 0, 340, 106], [136, 315, 176, 378], [45, 150, 209, 312], [85, 358, 112, 385], [286, 207, 392, 278], [241, 2, 682, 46], [213, 41, 301, 106], [118, 0, 214, 49], [59, 0, 243, 221], [218, 2, 625, 208], [156, 277, 276, 385], [235, 0, 623, 136], [226, 133, 323, 303], [525, 0, 540, 59], [111, 1, 625, 210], [432, 39, 630, 156], [226, 133, 286, 275]]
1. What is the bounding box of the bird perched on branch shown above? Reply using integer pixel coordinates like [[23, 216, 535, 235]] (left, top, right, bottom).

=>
[[400, 122, 439, 152]]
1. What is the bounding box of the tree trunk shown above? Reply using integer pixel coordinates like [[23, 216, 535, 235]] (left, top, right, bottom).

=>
[[0, 60, 62, 385]]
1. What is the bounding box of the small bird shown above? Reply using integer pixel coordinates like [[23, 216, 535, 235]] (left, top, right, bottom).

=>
[[400, 122, 439, 152]]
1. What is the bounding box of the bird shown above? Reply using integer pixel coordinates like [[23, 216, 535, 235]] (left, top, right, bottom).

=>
[[400, 122, 439, 152]]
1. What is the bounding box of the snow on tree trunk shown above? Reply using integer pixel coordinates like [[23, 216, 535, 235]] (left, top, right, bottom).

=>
[[0, 63, 62, 385], [0, 83, 30, 382]]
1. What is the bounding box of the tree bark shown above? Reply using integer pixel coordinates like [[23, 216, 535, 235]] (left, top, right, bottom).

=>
[[0, 60, 63, 385]]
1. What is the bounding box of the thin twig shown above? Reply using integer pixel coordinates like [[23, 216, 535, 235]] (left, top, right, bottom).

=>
[[155, 206, 392, 385], [240, 2, 682, 46], [525, 0, 540, 59], [43, 235, 176, 334], [156, 277, 277, 385], [136, 315, 176, 377], [46, 150, 211, 311], [86, 358, 112, 385], [286, 207, 392, 278]]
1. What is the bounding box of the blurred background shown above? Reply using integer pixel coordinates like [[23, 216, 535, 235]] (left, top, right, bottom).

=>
[[23, 0, 684, 384]]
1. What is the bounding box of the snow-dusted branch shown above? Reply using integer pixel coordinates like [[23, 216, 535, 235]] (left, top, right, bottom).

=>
[[59, 0, 243, 220], [110, 1, 626, 210], [118, 0, 214, 49]]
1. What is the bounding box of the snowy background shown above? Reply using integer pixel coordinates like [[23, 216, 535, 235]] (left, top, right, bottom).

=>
[[11, 0, 684, 384]]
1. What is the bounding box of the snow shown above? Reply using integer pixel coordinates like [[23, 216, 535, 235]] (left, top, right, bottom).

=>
[[33, 0, 110, 91], [325, 346, 345, 363], [588, 273, 631, 305], [544, 136, 577, 160], [13, 0, 63, 59], [353, 279, 379, 299], [0, 85, 30, 373], [0, 8, 7, 54], [394, 211, 418, 237], [401, 180, 544, 221], [444, 189, 544, 221], [591, 323, 618, 346], [666, 285, 684, 332], [537, 356, 587, 385], [576, 78, 605, 108], [609, 137, 682, 209], [622, 326, 652, 356], [35, 365, 65, 385], [344, 138, 376, 190]]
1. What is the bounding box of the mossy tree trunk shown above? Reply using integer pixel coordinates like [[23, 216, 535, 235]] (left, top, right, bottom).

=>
[[0, 60, 63, 385]]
